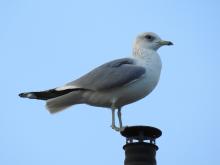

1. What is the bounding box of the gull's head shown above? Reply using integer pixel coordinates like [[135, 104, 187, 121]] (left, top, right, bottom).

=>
[[134, 32, 173, 51]]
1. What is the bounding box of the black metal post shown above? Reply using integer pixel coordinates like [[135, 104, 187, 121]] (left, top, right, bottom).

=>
[[121, 126, 162, 165]]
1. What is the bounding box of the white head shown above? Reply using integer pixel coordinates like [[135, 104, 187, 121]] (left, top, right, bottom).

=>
[[133, 32, 173, 52]]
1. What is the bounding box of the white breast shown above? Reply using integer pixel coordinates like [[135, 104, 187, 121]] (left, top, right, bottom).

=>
[[138, 50, 162, 92], [114, 51, 162, 107]]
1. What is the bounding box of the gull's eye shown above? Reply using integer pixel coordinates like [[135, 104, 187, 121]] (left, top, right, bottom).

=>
[[145, 35, 154, 41]]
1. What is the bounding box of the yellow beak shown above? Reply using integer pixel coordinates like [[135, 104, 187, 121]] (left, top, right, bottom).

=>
[[158, 40, 173, 46]]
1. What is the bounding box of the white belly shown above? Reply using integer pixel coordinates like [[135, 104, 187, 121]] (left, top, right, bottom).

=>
[[83, 69, 161, 108]]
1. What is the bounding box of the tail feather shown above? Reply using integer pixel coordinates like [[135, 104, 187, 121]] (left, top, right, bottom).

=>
[[46, 90, 85, 114]]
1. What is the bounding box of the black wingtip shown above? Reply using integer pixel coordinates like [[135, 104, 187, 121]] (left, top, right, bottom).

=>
[[19, 92, 36, 99], [19, 92, 25, 98]]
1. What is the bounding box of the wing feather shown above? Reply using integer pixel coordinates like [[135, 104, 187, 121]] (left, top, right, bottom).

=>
[[63, 58, 146, 91]]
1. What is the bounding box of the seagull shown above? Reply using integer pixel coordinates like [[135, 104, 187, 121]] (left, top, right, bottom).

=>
[[19, 32, 173, 132]]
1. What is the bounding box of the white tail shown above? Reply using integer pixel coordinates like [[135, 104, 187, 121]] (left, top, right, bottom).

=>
[[46, 90, 84, 114]]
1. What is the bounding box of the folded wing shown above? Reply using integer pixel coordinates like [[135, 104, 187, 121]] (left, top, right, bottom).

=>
[[63, 58, 146, 91]]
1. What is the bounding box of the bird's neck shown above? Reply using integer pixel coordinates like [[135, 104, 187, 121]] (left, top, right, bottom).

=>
[[132, 47, 160, 66]]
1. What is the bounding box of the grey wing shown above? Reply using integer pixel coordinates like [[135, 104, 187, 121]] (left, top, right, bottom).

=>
[[57, 58, 146, 91]]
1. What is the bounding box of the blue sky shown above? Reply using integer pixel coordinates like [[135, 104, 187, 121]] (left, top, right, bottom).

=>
[[1, 0, 220, 164]]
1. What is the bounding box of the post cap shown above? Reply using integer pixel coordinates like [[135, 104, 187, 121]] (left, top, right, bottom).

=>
[[120, 126, 162, 144]]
